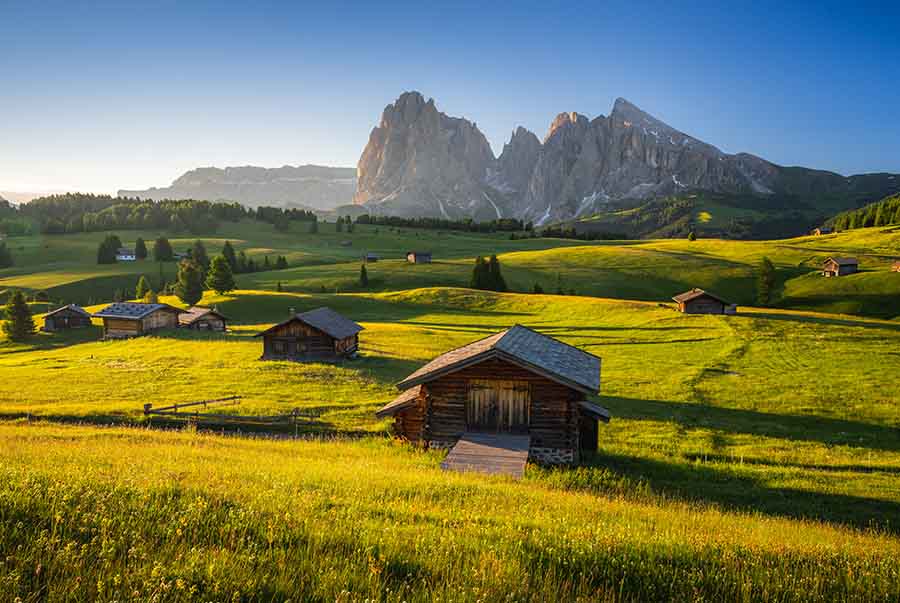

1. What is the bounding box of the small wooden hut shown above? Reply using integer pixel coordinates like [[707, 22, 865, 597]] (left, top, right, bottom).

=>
[[178, 306, 227, 331], [116, 248, 136, 261], [892, 260, 900, 273], [823, 257, 858, 277], [672, 288, 732, 314], [93, 302, 185, 338], [811, 227, 833, 236], [42, 304, 92, 332], [406, 251, 432, 264], [364, 253, 379, 263], [376, 325, 608, 465], [254, 307, 363, 361]]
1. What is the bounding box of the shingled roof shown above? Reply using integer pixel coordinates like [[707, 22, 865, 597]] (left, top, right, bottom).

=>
[[44, 304, 91, 319], [254, 307, 363, 340], [179, 306, 227, 326], [395, 325, 600, 395], [672, 288, 730, 305], [93, 302, 185, 320], [375, 385, 423, 418], [825, 257, 858, 266]]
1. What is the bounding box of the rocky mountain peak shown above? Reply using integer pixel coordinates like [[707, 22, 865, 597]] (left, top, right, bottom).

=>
[[545, 111, 589, 142]]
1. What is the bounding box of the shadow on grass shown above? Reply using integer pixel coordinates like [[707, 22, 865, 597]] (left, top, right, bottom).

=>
[[605, 395, 900, 453], [583, 450, 900, 533]]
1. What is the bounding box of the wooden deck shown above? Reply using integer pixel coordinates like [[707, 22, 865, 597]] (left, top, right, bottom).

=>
[[440, 432, 531, 478]]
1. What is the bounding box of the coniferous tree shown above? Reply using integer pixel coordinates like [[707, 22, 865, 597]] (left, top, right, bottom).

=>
[[756, 256, 776, 306], [135, 275, 151, 299], [276, 281, 283, 292], [2, 290, 35, 342], [276, 255, 288, 269], [532, 283, 544, 294], [487, 255, 507, 292], [135, 237, 147, 260], [263, 256, 271, 270], [688, 231, 697, 241], [191, 240, 210, 270], [222, 241, 237, 271], [470, 256, 489, 289], [359, 264, 369, 288], [0, 241, 12, 268], [174, 260, 205, 306], [236, 251, 249, 273], [205, 255, 236, 295], [96, 234, 122, 264], [309, 220, 318, 234], [153, 237, 174, 262], [143, 289, 159, 304], [336, 219, 343, 233]]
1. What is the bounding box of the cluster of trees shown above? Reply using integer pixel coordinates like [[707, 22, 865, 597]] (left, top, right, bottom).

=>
[[539, 226, 629, 240], [19, 194, 249, 235], [96, 234, 124, 264], [1, 290, 36, 342], [335, 216, 355, 233], [829, 194, 900, 231], [356, 214, 531, 233], [0, 241, 13, 268], [470, 255, 507, 292], [220, 241, 288, 274], [255, 206, 317, 232]]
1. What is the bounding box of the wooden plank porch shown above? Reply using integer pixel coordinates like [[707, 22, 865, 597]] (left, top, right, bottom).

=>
[[440, 432, 531, 478]]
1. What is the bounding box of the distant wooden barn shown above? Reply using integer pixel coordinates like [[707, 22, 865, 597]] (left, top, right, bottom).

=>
[[893, 260, 900, 273], [823, 257, 858, 277], [812, 227, 833, 236], [42, 304, 92, 332], [406, 251, 432, 264], [376, 325, 608, 465], [93, 302, 185, 338], [363, 253, 379, 263], [672, 288, 733, 314], [255, 307, 363, 361], [116, 248, 136, 261], [179, 306, 227, 331]]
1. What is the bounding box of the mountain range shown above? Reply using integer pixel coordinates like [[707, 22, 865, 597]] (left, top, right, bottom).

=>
[[353, 92, 900, 231], [119, 165, 356, 210]]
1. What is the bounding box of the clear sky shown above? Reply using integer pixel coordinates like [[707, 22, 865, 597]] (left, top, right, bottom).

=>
[[2, 0, 898, 195]]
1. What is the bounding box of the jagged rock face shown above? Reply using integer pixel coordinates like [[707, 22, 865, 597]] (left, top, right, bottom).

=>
[[355, 92, 895, 225], [354, 92, 500, 219], [119, 165, 356, 210]]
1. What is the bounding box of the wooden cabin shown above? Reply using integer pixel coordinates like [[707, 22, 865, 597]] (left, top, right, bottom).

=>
[[42, 304, 92, 332], [376, 325, 608, 465], [672, 288, 732, 314], [254, 307, 363, 361], [92, 302, 185, 338], [823, 257, 858, 277], [406, 251, 432, 264], [178, 306, 227, 331], [892, 261, 900, 273], [363, 253, 379, 263], [812, 227, 833, 236], [116, 248, 136, 261]]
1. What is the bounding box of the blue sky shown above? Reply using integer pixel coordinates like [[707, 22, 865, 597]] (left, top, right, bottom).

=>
[[1, 0, 898, 194]]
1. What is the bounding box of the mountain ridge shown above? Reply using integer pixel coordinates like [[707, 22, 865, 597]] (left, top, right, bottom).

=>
[[353, 91, 900, 231]]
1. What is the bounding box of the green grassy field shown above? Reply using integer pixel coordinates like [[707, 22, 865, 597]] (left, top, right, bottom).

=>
[[2, 223, 900, 600]]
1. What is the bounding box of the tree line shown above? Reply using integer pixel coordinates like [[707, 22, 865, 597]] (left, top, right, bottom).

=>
[[16, 193, 319, 235], [356, 214, 532, 233], [828, 194, 900, 231]]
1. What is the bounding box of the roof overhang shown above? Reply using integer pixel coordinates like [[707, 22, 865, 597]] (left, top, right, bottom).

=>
[[397, 348, 599, 396], [579, 400, 611, 423]]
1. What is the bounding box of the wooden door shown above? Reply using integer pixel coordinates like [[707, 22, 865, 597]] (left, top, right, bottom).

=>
[[467, 380, 530, 432]]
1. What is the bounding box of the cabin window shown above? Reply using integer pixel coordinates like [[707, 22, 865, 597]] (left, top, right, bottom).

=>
[[273, 340, 287, 354]]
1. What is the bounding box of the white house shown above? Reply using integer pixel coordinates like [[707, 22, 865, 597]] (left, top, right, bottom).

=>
[[116, 247, 137, 262]]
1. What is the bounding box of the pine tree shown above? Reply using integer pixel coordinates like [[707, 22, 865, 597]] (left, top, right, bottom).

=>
[[263, 256, 271, 270], [359, 264, 369, 288], [143, 289, 159, 304], [276, 281, 283, 292], [309, 220, 318, 234], [336, 219, 343, 233], [153, 237, 173, 262], [191, 240, 210, 270], [276, 256, 288, 269], [222, 241, 237, 271], [96, 234, 122, 264], [236, 251, 248, 274], [135, 275, 151, 299], [487, 255, 507, 292], [174, 260, 205, 306], [756, 256, 776, 306], [2, 290, 35, 342], [0, 241, 12, 268], [135, 237, 147, 260], [470, 256, 489, 289], [205, 255, 236, 295], [688, 231, 697, 241], [532, 283, 544, 294]]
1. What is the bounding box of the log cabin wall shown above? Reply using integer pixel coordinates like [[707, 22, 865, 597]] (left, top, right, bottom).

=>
[[142, 309, 179, 331], [393, 392, 427, 444], [416, 358, 582, 462], [261, 320, 347, 359], [103, 318, 142, 337]]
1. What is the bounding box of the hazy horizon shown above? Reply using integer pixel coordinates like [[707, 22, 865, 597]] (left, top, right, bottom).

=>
[[3, 1, 899, 196]]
